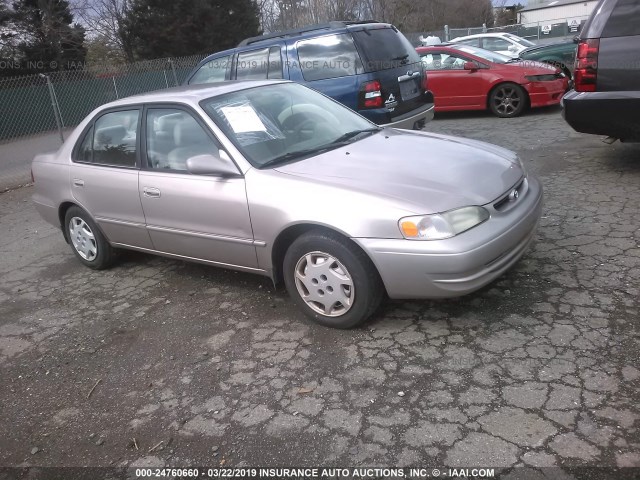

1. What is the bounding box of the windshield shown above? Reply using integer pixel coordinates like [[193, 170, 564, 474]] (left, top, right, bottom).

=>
[[201, 83, 377, 168], [451, 44, 512, 64], [505, 34, 536, 47]]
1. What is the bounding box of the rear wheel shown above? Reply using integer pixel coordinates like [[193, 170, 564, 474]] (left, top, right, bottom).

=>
[[64, 206, 114, 270], [283, 230, 383, 329], [489, 83, 527, 118]]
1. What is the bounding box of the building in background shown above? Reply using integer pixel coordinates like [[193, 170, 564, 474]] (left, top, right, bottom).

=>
[[519, 0, 598, 25]]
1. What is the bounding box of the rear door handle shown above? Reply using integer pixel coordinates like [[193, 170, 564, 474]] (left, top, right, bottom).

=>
[[73, 179, 84, 187], [143, 187, 161, 198]]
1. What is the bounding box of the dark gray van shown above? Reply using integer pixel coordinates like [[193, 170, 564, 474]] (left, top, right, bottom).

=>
[[562, 0, 640, 142], [185, 21, 435, 129]]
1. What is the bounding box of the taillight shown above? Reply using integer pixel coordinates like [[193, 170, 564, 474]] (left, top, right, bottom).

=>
[[359, 80, 383, 109], [574, 39, 599, 92]]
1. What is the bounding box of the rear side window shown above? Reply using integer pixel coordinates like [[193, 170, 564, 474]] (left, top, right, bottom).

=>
[[351, 27, 420, 72], [74, 110, 139, 167], [189, 55, 231, 85], [602, 0, 640, 37], [296, 34, 363, 81], [236, 48, 270, 80], [482, 37, 511, 52], [92, 110, 139, 167], [457, 38, 481, 47]]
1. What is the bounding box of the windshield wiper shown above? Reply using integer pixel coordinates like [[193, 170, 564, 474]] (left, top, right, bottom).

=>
[[259, 129, 380, 169], [330, 127, 381, 144], [392, 54, 409, 61], [259, 145, 346, 169]]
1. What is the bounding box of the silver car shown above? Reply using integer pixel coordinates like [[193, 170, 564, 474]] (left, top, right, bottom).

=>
[[32, 80, 543, 328]]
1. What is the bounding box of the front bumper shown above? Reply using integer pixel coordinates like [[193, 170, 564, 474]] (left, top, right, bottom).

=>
[[354, 174, 543, 299], [562, 89, 640, 140], [526, 79, 568, 108]]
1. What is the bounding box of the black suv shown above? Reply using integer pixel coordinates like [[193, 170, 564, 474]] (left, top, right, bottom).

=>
[[562, 0, 640, 142], [185, 21, 435, 129]]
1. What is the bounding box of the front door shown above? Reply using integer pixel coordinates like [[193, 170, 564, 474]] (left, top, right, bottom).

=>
[[421, 52, 486, 109], [138, 106, 258, 269]]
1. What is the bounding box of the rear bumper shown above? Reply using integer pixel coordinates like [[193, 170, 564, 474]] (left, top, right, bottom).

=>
[[381, 102, 435, 130], [354, 175, 543, 299], [362, 91, 435, 129], [562, 89, 640, 140]]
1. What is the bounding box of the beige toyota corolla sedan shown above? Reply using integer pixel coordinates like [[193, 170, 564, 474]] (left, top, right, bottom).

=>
[[32, 80, 542, 328]]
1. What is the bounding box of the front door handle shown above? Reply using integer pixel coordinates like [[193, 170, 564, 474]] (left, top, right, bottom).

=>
[[73, 178, 84, 187], [143, 187, 161, 198]]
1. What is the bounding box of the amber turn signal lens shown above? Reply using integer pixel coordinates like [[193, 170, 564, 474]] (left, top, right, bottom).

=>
[[400, 221, 419, 237]]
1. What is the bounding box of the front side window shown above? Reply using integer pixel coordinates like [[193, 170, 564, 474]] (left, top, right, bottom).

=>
[[202, 83, 377, 168], [76, 110, 139, 167], [146, 108, 220, 172], [421, 52, 467, 70], [189, 55, 231, 85], [296, 34, 363, 81]]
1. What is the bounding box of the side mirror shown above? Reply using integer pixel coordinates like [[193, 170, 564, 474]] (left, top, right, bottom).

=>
[[573, 35, 580, 44], [186, 151, 240, 177], [463, 61, 478, 71]]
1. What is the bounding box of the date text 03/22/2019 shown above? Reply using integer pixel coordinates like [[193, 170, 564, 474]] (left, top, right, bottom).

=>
[[134, 467, 497, 478]]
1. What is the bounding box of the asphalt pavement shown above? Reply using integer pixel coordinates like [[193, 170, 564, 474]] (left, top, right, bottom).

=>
[[0, 106, 639, 478]]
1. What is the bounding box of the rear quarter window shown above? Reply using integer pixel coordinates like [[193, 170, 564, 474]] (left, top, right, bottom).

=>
[[351, 27, 420, 71], [296, 34, 363, 81], [189, 55, 231, 85], [602, 0, 640, 37]]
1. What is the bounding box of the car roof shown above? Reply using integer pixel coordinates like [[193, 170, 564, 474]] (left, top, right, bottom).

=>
[[452, 32, 515, 40], [238, 20, 391, 47], [98, 80, 289, 109]]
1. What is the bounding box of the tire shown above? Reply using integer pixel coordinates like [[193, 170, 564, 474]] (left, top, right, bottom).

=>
[[64, 206, 115, 270], [283, 230, 384, 329], [489, 83, 527, 118]]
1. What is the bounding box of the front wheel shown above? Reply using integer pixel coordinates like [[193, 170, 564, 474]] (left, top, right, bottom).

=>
[[489, 83, 527, 118], [283, 230, 384, 329], [64, 206, 115, 270]]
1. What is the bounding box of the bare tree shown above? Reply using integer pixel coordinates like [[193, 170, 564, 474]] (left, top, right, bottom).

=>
[[74, 0, 133, 62]]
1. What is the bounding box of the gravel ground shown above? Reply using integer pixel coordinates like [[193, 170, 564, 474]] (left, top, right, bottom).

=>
[[0, 105, 639, 479]]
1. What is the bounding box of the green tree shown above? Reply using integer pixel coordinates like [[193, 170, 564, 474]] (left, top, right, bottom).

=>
[[125, 0, 261, 60], [10, 0, 86, 74]]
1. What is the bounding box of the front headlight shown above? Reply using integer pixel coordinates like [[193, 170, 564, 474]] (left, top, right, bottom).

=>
[[399, 206, 490, 240]]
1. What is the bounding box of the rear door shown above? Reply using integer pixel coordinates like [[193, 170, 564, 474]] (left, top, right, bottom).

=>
[[351, 26, 428, 118], [70, 107, 153, 249]]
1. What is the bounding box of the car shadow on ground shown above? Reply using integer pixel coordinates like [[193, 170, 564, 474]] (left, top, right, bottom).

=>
[[432, 104, 562, 121]]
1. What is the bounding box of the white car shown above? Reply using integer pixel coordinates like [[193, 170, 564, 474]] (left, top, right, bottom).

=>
[[450, 32, 536, 58]]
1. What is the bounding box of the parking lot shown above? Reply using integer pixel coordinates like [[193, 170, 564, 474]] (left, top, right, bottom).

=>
[[1, 106, 639, 476]]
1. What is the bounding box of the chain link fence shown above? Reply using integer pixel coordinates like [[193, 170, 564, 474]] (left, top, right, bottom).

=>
[[0, 54, 206, 144], [445, 15, 590, 43]]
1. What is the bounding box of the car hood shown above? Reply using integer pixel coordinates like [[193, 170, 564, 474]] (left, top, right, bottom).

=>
[[520, 42, 570, 54], [505, 59, 559, 74], [275, 129, 523, 214]]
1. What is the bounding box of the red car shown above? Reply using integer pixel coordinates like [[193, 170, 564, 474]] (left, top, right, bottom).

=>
[[416, 44, 568, 118]]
